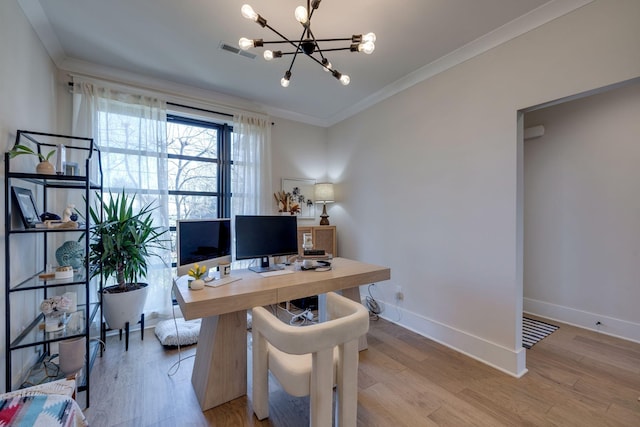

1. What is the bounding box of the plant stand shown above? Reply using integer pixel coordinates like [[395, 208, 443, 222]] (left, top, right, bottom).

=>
[[102, 313, 144, 351]]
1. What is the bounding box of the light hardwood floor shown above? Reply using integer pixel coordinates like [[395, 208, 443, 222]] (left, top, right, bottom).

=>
[[83, 315, 640, 426]]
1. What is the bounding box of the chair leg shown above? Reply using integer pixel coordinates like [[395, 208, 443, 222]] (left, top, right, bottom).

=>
[[311, 348, 334, 427], [252, 329, 270, 420], [336, 340, 359, 426]]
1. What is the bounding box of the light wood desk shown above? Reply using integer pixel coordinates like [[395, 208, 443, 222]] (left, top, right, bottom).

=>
[[173, 257, 390, 411]]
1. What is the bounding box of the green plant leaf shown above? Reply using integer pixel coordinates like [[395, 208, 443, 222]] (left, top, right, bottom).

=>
[[88, 190, 168, 290]]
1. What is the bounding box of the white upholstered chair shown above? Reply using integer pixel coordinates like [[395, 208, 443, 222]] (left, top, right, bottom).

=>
[[251, 292, 369, 426]]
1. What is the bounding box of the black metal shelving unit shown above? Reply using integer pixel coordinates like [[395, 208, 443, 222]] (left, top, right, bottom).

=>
[[4, 130, 104, 408]]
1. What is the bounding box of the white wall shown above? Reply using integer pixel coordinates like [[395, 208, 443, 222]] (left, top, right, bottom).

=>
[[1, 0, 62, 391], [524, 81, 640, 342], [327, 0, 640, 376], [271, 117, 328, 225]]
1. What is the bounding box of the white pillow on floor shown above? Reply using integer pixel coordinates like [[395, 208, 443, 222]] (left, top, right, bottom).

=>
[[154, 318, 201, 346]]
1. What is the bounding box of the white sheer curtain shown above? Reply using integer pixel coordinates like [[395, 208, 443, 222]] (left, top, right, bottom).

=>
[[232, 113, 272, 215], [71, 77, 173, 319]]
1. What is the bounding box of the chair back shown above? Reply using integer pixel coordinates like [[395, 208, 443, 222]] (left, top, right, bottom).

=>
[[251, 292, 369, 355]]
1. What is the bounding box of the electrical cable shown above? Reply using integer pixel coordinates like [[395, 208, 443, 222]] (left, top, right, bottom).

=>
[[90, 338, 106, 352], [365, 283, 383, 321], [277, 303, 316, 325], [166, 291, 197, 377], [167, 353, 196, 375]]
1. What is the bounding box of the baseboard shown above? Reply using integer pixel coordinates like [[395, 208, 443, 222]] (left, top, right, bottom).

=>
[[523, 297, 640, 344], [379, 303, 527, 378]]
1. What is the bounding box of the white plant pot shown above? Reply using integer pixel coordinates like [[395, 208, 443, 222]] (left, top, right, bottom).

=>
[[102, 283, 149, 330], [58, 336, 86, 375], [189, 279, 205, 290]]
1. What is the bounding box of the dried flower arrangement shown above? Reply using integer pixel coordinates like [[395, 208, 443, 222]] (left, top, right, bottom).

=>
[[40, 295, 72, 314], [274, 187, 313, 214]]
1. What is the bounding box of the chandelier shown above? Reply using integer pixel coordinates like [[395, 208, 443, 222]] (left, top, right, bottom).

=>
[[239, 1, 376, 87]]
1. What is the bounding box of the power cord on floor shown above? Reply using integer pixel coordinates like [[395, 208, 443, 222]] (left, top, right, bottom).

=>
[[366, 283, 383, 320], [167, 293, 196, 377], [90, 338, 106, 353]]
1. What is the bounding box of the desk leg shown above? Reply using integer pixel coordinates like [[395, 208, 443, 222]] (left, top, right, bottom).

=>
[[342, 286, 368, 351], [191, 311, 247, 411]]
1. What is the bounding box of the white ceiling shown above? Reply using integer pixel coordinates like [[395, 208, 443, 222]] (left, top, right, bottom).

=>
[[18, 0, 589, 126]]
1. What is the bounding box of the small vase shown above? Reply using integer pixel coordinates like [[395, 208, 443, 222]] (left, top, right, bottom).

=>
[[189, 279, 205, 290], [36, 160, 55, 175], [58, 336, 86, 375]]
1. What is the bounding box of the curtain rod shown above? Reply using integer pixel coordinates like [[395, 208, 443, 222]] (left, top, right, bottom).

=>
[[68, 82, 273, 124], [167, 101, 234, 118], [169, 102, 273, 125], [67, 82, 233, 118]]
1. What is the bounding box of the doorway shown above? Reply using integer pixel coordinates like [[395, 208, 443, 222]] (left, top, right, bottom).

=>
[[518, 78, 640, 347]]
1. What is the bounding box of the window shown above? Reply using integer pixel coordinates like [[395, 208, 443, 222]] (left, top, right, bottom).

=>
[[72, 81, 269, 317], [95, 110, 235, 270], [166, 114, 234, 267]]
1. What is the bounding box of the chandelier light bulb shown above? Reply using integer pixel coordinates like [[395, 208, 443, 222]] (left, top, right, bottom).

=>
[[358, 41, 375, 54], [294, 6, 308, 24], [340, 74, 350, 85], [238, 37, 254, 50], [281, 71, 292, 87], [264, 50, 274, 61], [241, 4, 258, 22], [363, 32, 376, 43], [321, 58, 332, 72]]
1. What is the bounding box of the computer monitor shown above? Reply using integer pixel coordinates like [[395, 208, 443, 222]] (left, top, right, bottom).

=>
[[235, 215, 298, 273], [176, 218, 232, 276]]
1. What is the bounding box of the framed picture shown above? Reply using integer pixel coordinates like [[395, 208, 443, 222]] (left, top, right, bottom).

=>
[[281, 178, 316, 219], [11, 186, 40, 228]]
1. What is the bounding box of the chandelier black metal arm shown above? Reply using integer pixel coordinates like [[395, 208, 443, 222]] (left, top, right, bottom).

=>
[[239, 1, 376, 87]]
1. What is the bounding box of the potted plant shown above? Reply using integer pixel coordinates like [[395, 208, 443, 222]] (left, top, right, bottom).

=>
[[87, 191, 168, 331], [9, 144, 56, 174], [187, 263, 207, 290]]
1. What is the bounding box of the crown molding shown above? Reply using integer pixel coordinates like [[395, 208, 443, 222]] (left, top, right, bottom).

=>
[[325, 0, 594, 127], [18, 0, 66, 65]]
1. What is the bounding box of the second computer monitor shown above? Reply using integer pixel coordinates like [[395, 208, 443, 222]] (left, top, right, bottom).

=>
[[235, 215, 298, 273]]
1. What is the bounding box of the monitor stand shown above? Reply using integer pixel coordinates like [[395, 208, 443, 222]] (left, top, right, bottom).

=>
[[249, 256, 284, 273]]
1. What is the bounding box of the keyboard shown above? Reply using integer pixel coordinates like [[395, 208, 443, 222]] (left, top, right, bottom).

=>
[[204, 276, 242, 287], [259, 269, 294, 278]]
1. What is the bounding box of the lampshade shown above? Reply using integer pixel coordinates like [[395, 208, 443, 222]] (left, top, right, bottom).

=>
[[314, 183, 334, 203]]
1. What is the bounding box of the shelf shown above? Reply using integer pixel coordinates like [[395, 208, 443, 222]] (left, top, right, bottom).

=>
[[6, 172, 101, 189], [9, 270, 89, 292], [5, 130, 103, 408], [8, 225, 88, 235], [9, 304, 100, 351]]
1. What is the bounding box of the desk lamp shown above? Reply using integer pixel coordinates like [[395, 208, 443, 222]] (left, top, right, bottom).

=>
[[314, 183, 335, 225]]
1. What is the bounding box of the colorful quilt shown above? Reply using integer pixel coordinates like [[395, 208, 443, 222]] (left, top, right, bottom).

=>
[[0, 394, 87, 427]]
